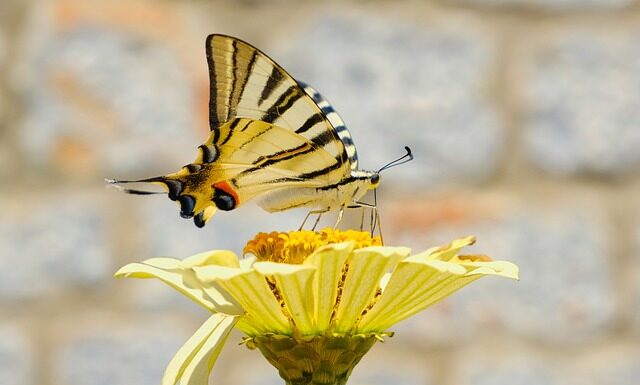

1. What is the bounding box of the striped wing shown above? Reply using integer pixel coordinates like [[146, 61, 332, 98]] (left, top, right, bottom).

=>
[[206, 34, 356, 175], [201, 118, 349, 199], [296, 81, 359, 170], [109, 35, 367, 228]]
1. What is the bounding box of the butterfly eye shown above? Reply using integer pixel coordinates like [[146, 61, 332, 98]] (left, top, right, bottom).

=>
[[370, 173, 380, 186]]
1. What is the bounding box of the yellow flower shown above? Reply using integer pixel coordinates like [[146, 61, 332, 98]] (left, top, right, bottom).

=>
[[115, 229, 518, 385]]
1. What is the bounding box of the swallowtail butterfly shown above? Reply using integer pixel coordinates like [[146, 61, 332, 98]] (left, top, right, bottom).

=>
[[109, 34, 410, 228]]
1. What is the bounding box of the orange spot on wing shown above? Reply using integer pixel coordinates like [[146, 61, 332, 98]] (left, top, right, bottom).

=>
[[212, 181, 240, 205]]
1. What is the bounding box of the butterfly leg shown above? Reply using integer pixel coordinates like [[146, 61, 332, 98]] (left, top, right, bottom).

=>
[[359, 206, 366, 231], [312, 211, 325, 231], [333, 206, 346, 230], [299, 208, 330, 231], [351, 201, 384, 244]]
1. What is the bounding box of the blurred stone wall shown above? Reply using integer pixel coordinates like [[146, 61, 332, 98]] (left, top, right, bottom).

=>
[[1, 1, 640, 385]]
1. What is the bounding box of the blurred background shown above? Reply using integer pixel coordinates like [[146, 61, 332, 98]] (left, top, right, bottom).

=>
[[1, 0, 640, 384]]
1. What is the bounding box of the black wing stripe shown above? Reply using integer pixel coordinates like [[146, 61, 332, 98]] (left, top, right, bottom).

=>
[[238, 123, 273, 149], [320, 105, 335, 114], [239, 143, 316, 176], [310, 130, 335, 148], [317, 176, 357, 191], [297, 160, 343, 179], [228, 40, 238, 119], [232, 49, 258, 118], [221, 118, 244, 145], [239, 119, 254, 132], [261, 85, 303, 123], [296, 113, 325, 134], [261, 160, 344, 186], [206, 35, 220, 137], [259, 66, 285, 106]]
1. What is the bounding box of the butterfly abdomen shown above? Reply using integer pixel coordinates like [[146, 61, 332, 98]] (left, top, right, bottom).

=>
[[258, 173, 375, 213]]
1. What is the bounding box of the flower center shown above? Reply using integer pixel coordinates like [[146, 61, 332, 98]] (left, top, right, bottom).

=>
[[243, 228, 382, 264]]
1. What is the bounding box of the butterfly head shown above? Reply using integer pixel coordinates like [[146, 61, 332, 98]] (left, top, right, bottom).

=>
[[369, 172, 381, 189]]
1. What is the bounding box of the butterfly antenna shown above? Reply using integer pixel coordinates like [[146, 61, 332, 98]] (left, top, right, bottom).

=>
[[105, 178, 166, 196], [377, 146, 413, 173]]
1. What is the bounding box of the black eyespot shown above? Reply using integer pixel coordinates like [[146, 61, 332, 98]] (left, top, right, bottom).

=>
[[178, 195, 196, 218], [164, 180, 185, 201], [186, 164, 203, 173], [213, 189, 236, 211], [194, 211, 206, 228], [199, 144, 218, 163], [371, 173, 380, 185]]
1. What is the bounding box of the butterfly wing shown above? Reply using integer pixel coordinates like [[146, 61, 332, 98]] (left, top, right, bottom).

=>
[[158, 117, 346, 226], [109, 35, 365, 228], [206, 34, 353, 174], [296, 81, 359, 170]]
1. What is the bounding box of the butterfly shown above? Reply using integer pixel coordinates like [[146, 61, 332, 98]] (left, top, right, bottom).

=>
[[108, 34, 411, 228]]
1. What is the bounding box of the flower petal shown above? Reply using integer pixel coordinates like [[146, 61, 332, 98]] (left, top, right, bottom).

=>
[[182, 250, 240, 268], [115, 262, 213, 311], [254, 262, 317, 335], [425, 236, 476, 261], [358, 252, 517, 332], [115, 259, 242, 315], [195, 266, 291, 335], [334, 246, 410, 333], [303, 242, 354, 332], [162, 313, 237, 385], [458, 259, 520, 280], [239, 255, 257, 269]]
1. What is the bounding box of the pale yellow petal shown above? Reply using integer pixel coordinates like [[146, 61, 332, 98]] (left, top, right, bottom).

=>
[[162, 314, 237, 385], [303, 242, 354, 332], [239, 255, 257, 269], [235, 316, 262, 336], [175, 314, 237, 385], [334, 246, 410, 333], [254, 262, 317, 335], [115, 262, 216, 312], [115, 260, 242, 315], [460, 260, 520, 280], [182, 250, 240, 268], [425, 236, 476, 261], [195, 266, 290, 334], [358, 258, 482, 332]]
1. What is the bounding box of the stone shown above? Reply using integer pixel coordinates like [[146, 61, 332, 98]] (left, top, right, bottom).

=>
[[386, 192, 616, 346], [454, 343, 640, 385], [348, 347, 434, 385], [453, 347, 562, 385], [54, 317, 192, 385], [454, 0, 633, 11], [0, 193, 111, 302], [277, 14, 503, 187], [0, 25, 5, 66], [632, 221, 640, 333], [138, 197, 304, 257], [566, 344, 640, 385], [0, 325, 34, 385], [16, 1, 209, 178], [523, 30, 640, 176]]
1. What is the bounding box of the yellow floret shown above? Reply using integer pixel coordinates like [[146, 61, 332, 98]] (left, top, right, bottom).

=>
[[243, 228, 382, 264]]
